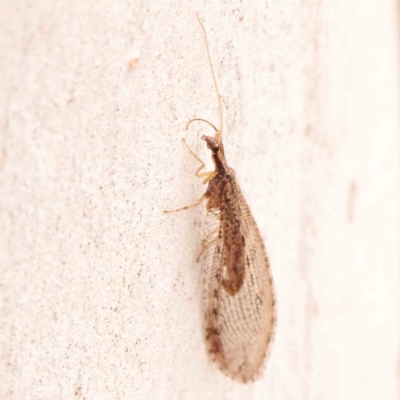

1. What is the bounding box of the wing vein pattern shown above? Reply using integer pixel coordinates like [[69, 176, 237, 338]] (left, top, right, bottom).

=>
[[203, 178, 276, 383]]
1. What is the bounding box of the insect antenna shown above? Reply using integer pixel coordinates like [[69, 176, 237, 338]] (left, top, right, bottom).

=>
[[185, 118, 218, 132], [189, 12, 223, 145]]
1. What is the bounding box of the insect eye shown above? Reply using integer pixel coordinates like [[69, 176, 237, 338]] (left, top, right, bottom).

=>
[[208, 142, 219, 151], [202, 135, 220, 151]]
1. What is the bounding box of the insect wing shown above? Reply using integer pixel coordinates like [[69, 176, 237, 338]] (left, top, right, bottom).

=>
[[203, 179, 276, 382]]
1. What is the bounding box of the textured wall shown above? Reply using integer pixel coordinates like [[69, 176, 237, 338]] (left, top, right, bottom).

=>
[[0, 1, 399, 399]]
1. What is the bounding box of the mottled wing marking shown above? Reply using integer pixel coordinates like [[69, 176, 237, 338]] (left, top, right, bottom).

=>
[[203, 178, 276, 383], [220, 190, 246, 296]]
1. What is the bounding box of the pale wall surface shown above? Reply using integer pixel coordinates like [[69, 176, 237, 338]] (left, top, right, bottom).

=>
[[0, 1, 399, 399]]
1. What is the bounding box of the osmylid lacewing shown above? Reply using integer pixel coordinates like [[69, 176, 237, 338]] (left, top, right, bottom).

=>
[[165, 13, 276, 383]]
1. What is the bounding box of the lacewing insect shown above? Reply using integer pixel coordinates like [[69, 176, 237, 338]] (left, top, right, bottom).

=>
[[164, 13, 276, 383]]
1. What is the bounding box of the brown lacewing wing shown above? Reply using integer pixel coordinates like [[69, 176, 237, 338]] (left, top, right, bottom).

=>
[[165, 14, 276, 383]]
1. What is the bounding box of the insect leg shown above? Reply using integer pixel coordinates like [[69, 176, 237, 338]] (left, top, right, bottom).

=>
[[181, 138, 215, 182], [163, 139, 215, 214], [197, 228, 219, 261], [164, 194, 208, 214]]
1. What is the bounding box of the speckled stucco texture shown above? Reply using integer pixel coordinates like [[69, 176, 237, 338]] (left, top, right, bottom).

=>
[[0, 1, 399, 399]]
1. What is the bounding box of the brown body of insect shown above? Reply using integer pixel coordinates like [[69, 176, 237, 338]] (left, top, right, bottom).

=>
[[165, 14, 276, 383]]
